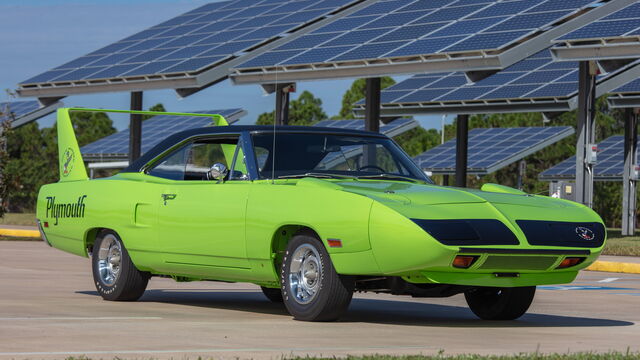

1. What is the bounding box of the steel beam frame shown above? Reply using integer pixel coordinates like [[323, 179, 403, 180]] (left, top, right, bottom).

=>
[[622, 108, 638, 235], [575, 61, 597, 207], [456, 114, 469, 188], [128, 91, 143, 163]]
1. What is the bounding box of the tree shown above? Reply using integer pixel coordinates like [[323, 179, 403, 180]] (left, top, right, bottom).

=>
[[143, 103, 166, 120], [334, 77, 441, 157], [335, 77, 397, 120], [4, 110, 117, 212], [256, 90, 328, 126]]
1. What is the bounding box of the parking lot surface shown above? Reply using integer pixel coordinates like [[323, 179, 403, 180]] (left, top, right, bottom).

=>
[[0, 241, 638, 359]]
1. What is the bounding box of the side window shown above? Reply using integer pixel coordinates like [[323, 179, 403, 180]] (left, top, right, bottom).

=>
[[147, 145, 189, 180], [147, 137, 249, 181]]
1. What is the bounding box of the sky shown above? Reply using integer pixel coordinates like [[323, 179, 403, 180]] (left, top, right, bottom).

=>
[[0, 0, 447, 131]]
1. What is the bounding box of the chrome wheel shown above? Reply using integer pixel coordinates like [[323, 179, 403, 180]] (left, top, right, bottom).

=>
[[97, 234, 122, 286], [288, 244, 322, 304]]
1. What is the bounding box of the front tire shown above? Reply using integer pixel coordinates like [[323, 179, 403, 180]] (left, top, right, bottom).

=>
[[464, 286, 536, 320], [281, 233, 354, 321], [91, 230, 149, 301]]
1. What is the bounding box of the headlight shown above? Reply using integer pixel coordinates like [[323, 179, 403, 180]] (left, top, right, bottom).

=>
[[411, 219, 519, 246]]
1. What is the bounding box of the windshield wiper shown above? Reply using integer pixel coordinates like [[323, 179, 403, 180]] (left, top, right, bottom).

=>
[[356, 174, 421, 183], [278, 173, 355, 180]]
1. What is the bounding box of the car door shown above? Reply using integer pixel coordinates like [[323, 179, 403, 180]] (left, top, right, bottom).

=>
[[148, 134, 252, 273]]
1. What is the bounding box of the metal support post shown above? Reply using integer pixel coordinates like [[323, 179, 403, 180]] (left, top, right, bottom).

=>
[[622, 108, 638, 236], [575, 61, 597, 207], [455, 114, 469, 187], [364, 77, 381, 166], [128, 91, 143, 163], [275, 84, 292, 126]]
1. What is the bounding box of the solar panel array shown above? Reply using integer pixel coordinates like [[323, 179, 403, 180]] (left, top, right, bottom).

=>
[[556, 2, 640, 42], [314, 118, 417, 137], [611, 78, 640, 94], [236, 0, 600, 69], [21, 0, 358, 86], [368, 48, 584, 107], [414, 126, 575, 175], [539, 135, 637, 181], [0, 101, 41, 123], [81, 109, 245, 160]]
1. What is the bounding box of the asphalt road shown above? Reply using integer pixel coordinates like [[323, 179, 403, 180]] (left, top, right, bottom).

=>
[[1, 241, 639, 359]]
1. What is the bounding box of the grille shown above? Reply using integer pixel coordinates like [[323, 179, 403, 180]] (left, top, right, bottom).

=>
[[478, 255, 558, 271]]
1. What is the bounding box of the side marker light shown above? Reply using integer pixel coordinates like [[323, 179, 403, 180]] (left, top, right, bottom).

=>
[[327, 239, 342, 248]]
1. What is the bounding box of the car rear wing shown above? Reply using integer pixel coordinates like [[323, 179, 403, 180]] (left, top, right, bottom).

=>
[[56, 108, 229, 182]]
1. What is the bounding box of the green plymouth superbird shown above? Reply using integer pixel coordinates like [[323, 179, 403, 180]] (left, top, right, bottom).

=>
[[37, 108, 605, 321]]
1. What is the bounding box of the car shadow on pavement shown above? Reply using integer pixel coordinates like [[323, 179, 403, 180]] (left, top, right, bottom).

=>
[[76, 289, 633, 327]]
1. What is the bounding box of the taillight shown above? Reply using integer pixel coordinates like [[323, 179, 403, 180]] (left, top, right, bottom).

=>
[[556, 257, 586, 269], [36, 220, 51, 247], [452, 255, 478, 269]]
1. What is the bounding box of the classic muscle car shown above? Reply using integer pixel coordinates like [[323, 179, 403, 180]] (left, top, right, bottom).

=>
[[37, 108, 606, 321]]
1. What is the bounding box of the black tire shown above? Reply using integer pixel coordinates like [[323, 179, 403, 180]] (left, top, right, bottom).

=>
[[281, 233, 354, 321], [91, 230, 149, 301], [464, 286, 536, 320], [261, 286, 283, 302]]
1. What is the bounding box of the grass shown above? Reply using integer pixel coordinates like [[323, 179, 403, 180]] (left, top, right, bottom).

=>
[[0, 213, 36, 226], [602, 229, 640, 256], [62, 352, 640, 360]]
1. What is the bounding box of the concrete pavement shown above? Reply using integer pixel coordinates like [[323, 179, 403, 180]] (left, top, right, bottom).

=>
[[0, 241, 639, 359]]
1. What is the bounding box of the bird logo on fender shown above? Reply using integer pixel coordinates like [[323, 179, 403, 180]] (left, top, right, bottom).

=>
[[62, 147, 74, 177], [575, 226, 595, 241]]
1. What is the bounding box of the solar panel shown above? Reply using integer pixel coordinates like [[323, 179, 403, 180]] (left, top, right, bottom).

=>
[[539, 135, 636, 181], [551, 0, 640, 61], [0, 101, 40, 122], [0, 100, 63, 128], [314, 117, 418, 137], [557, 2, 640, 41], [357, 47, 640, 115], [414, 126, 575, 175], [81, 109, 246, 160], [232, 0, 612, 83], [18, 0, 359, 95]]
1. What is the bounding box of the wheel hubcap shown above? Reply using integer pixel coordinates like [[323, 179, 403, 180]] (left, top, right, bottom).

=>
[[97, 234, 122, 286], [288, 244, 322, 304]]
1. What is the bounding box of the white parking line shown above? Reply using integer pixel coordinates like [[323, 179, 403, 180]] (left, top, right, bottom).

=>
[[598, 278, 620, 283], [0, 345, 433, 356], [0, 316, 161, 320]]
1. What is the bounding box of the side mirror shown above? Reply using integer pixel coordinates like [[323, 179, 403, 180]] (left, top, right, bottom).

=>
[[207, 163, 228, 182]]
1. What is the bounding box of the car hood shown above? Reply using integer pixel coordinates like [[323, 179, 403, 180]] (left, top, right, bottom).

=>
[[329, 180, 572, 208]]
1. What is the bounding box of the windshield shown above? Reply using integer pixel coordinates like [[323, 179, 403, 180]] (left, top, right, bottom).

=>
[[251, 132, 432, 183]]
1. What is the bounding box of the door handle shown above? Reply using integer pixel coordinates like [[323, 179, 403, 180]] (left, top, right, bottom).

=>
[[162, 193, 177, 205]]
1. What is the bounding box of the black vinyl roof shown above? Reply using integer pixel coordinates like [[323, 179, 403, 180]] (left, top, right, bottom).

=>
[[123, 124, 386, 173]]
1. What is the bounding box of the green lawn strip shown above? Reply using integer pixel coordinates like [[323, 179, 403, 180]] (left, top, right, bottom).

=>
[[0, 213, 36, 226], [0, 235, 41, 241], [284, 353, 640, 360], [603, 229, 640, 257], [62, 352, 640, 360]]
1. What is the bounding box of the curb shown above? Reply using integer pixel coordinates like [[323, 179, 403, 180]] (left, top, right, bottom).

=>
[[0, 228, 40, 238], [586, 260, 640, 274]]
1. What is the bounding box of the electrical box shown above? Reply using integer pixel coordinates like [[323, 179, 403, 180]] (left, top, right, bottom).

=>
[[633, 166, 640, 181], [549, 181, 575, 201], [586, 144, 598, 165]]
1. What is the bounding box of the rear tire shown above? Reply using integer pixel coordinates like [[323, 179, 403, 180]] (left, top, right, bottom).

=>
[[464, 286, 536, 320], [261, 286, 283, 302], [281, 233, 354, 321], [91, 230, 149, 301]]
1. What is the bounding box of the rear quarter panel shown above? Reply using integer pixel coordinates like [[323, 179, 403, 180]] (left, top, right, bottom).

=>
[[36, 176, 162, 271]]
